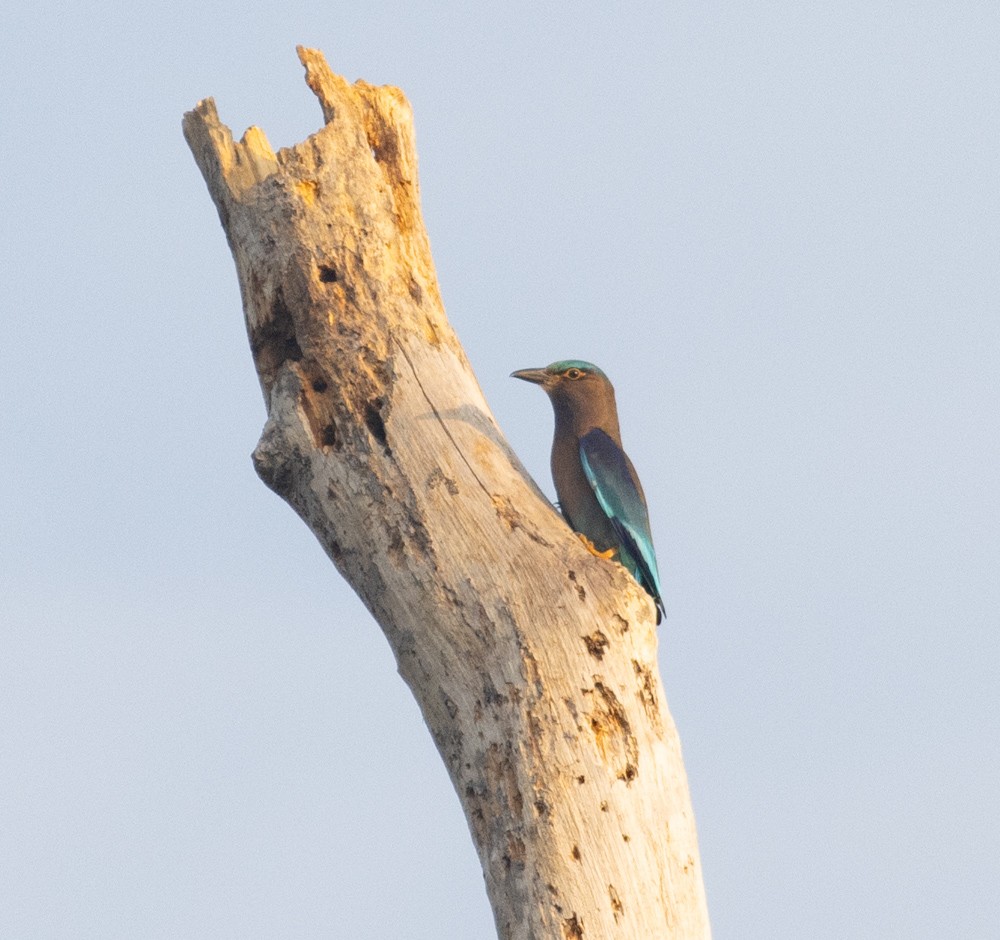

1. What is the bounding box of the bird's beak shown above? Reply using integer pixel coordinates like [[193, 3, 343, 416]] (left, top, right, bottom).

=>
[[510, 367, 549, 386]]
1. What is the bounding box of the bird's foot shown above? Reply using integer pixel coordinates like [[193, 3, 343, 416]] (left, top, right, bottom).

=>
[[577, 533, 615, 559]]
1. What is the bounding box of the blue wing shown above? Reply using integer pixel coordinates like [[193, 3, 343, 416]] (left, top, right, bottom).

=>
[[579, 428, 664, 618]]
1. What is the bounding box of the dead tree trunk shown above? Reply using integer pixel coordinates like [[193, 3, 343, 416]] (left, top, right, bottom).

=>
[[183, 47, 710, 940]]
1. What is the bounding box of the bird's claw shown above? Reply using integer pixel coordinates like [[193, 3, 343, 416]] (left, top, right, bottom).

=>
[[577, 533, 615, 560]]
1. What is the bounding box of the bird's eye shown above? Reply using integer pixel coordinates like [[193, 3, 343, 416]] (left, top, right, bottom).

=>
[[565, 368, 583, 379]]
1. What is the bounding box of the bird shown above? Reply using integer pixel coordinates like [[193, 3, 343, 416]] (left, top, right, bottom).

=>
[[511, 360, 664, 623]]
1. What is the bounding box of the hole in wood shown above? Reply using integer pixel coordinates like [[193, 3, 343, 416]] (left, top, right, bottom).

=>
[[365, 399, 388, 448]]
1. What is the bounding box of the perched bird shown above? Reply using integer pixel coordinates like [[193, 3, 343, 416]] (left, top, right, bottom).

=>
[[511, 360, 664, 623]]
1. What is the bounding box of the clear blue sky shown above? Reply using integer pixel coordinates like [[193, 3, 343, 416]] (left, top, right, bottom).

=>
[[3, 3, 998, 937]]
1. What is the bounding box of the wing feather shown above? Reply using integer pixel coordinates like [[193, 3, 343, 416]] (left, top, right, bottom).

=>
[[579, 428, 664, 616]]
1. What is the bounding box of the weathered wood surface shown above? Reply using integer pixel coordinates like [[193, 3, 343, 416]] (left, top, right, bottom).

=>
[[183, 46, 710, 940]]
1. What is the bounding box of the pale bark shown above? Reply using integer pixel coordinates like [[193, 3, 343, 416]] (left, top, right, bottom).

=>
[[183, 47, 710, 940]]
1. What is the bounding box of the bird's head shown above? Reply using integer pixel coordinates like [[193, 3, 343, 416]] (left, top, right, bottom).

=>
[[511, 360, 619, 436]]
